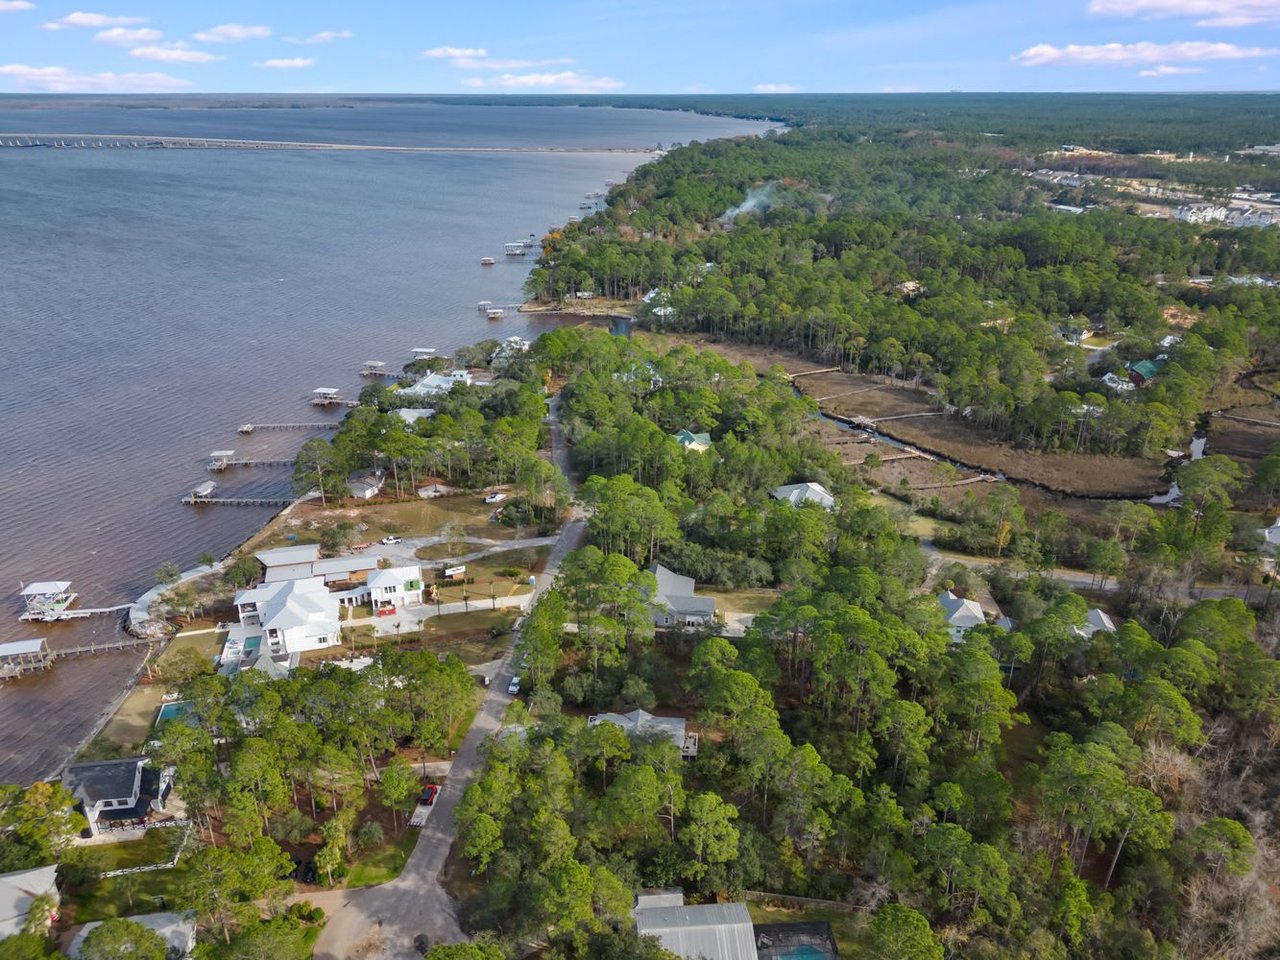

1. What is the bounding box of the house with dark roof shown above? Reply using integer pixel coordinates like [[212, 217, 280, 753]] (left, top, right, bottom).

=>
[[62, 757, 172, 837], [647, 564, 716, 627], [1128, 358, 1165, 387]]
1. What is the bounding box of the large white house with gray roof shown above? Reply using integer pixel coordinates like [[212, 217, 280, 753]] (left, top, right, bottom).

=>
[[634, 892, 757, 960], [233, 576, 340, 657]]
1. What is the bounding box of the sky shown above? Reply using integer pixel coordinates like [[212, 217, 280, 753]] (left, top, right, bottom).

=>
[[0, 0, 1277, 95]]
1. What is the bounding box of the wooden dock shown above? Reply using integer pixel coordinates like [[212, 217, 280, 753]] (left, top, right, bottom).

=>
[[238, 422, 337, 434], [19, 603, 130, 623], [182, 495, 296, 507], [1, 635, 159, 680], [208, 457, 296, 471]]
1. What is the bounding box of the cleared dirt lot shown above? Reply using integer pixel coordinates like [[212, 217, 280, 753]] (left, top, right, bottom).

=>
[[657, 334, 1166, 498]]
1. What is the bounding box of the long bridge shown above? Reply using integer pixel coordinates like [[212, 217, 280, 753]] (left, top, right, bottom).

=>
[[0, 134, 657, 154]]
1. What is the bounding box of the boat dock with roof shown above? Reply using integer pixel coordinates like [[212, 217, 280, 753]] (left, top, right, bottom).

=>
[[19, 582, 131, 623]]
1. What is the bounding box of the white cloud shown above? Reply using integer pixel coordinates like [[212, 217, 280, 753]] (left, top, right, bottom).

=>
[[130, 43, 220, 63], [450, 56, 573, 69], [43, 10, 146, 30], [93, 25, 159, 44], [752, 83, 798, 93], [0, 2, 36, 12], [0, 62, 190, 92], [463, 70, 623, 92], [284, 29, 352, 44], [1013, 40, 1280, 66], [256, 57, 315, 69], [194, 23, 270, 43], [1089, 0, 1280, 27], [421, 46, 486, 59], [1138, 64, 1206, 76]]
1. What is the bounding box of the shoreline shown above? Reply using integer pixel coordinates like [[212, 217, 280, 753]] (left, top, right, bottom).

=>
[[5, 115, 768, 788]]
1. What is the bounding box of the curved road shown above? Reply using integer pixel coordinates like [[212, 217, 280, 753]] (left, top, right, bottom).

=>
[[313, 396, 581, 959]]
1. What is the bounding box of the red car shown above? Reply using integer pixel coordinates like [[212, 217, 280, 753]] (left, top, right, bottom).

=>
[[420, 784, 439, 806]]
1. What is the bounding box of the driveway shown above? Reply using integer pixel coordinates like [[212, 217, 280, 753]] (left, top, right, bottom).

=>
[[312, 393, 584, 959]]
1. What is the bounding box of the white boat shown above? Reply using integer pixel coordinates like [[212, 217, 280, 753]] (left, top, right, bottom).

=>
[[480, 257, 496, 266], [487, 308, 505, 320], [504, 243, 526, 256]]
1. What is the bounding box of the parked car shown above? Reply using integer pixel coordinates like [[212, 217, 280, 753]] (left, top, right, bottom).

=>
[[508, 675, 522, 695], [301, 861, 318, 885], [380, 535, 402, 545], [483, 492, 508, 504], [420, 784, 440, 806]]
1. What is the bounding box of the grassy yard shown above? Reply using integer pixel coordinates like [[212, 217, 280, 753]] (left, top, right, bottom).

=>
[[68, 858, 190, 923], [85, 827, 186, 872], [745, 901, 866, 957], [249, 495, 533, 556], [346, 829, 419, 887], [425, 547, 546, 604]]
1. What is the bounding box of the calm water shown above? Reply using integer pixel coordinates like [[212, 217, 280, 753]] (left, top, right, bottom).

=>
[[0, 101, 771, 783]]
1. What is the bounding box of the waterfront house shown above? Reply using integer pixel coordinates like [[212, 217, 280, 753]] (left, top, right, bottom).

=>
[[233, 576, 341, 657], [771, 482, 836, 510], [634, 892, 757, 960], [938, 590, 986, 643], [70, 911, 196, 959], [366, 565, 424, 613], [671, 429, 712, 454], [647, 564, 716, 627], [589, 709, 699, 758], [491, 336, 531, 367], [0, 865, 58, 938], [62, 757, 173, 837], [400, 369, 473, 399], [256, 545, 379, 585]]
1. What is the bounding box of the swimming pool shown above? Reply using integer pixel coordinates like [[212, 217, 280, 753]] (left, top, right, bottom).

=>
[[155, 700, 192, 724], [779, 947, 826, 960]]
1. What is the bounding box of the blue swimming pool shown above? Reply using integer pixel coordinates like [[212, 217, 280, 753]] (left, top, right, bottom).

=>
[[779, 947, 826, 960], [156, 700, 192, 724]]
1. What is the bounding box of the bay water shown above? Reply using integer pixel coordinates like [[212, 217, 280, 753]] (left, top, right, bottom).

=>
[[0, 100, 771, 783]]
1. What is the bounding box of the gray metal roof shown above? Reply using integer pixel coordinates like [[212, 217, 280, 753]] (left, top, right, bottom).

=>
[[256, 544, 321, 567], [635, 902, 758, 960], [0, 638, 47, 658]]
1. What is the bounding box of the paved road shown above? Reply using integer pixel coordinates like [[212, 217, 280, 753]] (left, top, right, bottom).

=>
[[312, 394, 583, 960]]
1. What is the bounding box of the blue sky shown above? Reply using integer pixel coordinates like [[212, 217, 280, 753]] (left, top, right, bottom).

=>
[[0, 0, 1277, 94]]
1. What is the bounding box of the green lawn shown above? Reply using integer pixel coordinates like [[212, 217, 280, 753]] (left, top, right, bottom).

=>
[[745, 901, 865, 957], [68, 863, 190, 923], [88, 827, 186, 871], [346, 829, 419, 887]]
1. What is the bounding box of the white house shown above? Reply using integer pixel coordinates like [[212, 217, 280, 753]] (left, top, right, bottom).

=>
[[491, 336, 531, 367], [589, 708, 699, 758], [634, 893, 757, 960], [70, 911, 196, 959], [256, 544, 378, 585], [938, 590, 986, 643], [672, 429, 712, 454], [771, 481, 836, 510], [1101, 371, 1136, 393], [396, 407, 435, 426], [62, 757, 173, 837], [234, 576, 341, 656], [1258, 518, 1280, 572], [400, 369, 472, 399], [347, 470, 385, 500], [1074, 607, 1117, 638], [647, 564, 716, 627], [0, 865, 58, 938], [366, 565, 424, 613]]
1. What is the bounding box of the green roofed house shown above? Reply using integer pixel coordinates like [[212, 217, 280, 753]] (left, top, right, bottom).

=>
[[672, 429, 712, 453], [1128, 358, 1165, 387]]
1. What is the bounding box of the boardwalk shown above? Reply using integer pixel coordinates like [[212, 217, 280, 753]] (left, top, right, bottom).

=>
[[19, 603, 130, 623], [238, 422, 337, 434], [181, 495, 295, 507]]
